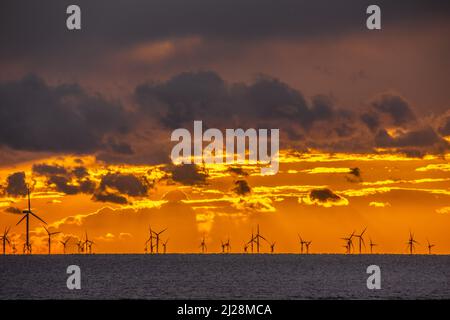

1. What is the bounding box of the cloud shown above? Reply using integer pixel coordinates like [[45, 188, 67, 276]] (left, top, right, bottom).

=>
[[438, 116, 450, 136], [370, 93, 417, 127], [0, 75, 129, 153], [226, 167, 249, 176], [98, 173, 150, 197], [32, 163, 96, 195], [92, 192, 128, 204], [375, 127, 446, 149], [2, 0, 448, 62], [169, 164, 208, 185], [5, 172, 27, 197], [369, 201, 390, 207], [233, 180, 251, 196], [436, 206, 450, 214], [303, 188, 349, 207], [3, 206, 21, 214], [32, 163, 68, 176]]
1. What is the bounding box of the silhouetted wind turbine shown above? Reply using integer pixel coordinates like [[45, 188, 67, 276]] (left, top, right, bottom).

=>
[[200, 234, 207, 253], [298, 234, 306, 254], [253, 225, 267, 253], [11, 241, 17, 255], [369, 238, 377, 254], [427, 239, 435, 255], [152, 228, 167, 254], [270, 241, 276, 253], [341, 231, 355, 254], [16, 188, 47, 254], [225, 238, 231, 253], [0, 227, 11, 255], [221, 240, 226, 253], [44, 226, 60, 254], [407, 231, 419, 254], [246, 229, 256, 253], [162, 239, 168, 254], [354, 227, 367, 254], [146, 226, 155, 254], [60, 237, 71, 254], [76, 240, 84, 253], [305, 241, 312, 254]]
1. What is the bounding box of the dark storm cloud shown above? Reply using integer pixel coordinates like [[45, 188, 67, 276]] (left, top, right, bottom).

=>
[[360, 112, 380, 132], [233, 180, 251, 196], [438, 116, 450, 136], [0, 75, 129, 153], [92, 192, 128, 204], [169, 164, 208, 186], [309, 188, 342, 203], [5, 172, 28, 197], [370, 93, 417, 127], [32, 163, 68, 176], [32, 163, 96, 195], [135, 71, 339, 130], [1, 0, 448, 61], [375, 127, 445, 148], [98, 173, 150, 197]]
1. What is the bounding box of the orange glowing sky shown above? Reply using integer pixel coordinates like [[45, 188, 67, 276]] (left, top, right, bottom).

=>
[[1, 150, 449, 254], [0, 1, 449, 255]]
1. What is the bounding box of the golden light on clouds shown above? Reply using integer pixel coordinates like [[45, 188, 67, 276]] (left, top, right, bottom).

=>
[[0, 150, 449, 254]]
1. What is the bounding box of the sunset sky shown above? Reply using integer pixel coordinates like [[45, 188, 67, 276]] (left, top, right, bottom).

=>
[[0, 0, 449, 254]]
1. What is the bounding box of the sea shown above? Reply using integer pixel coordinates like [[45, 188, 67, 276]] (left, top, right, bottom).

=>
[[0, 254, 449, 299]]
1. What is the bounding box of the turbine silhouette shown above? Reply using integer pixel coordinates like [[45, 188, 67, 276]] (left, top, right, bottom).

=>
[[0, 227, 11, 255], [16, 188, 47, 254], [354, 227, 367, 254], [60, 237, 72, 254], [43, 226, 60, 254], [407, 231, 419, 254], [427, 239, 435, 255], [200, 234, 207, 253]]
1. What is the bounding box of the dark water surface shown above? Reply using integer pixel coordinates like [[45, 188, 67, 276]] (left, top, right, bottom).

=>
[[0, 254, 449, 299]]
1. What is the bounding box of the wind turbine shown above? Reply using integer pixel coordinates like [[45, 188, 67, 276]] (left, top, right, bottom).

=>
[[43, 226, 60, 254], [246, 229, 256, 253], [162, 239, 169, 254], [270, 241, 276, 253], [427, 239, 435, 255], [0, 227, 11, 255], [16, 188, 47, 254], [225, 238, 231, 253], [221, 240, 226, 253], [407, 231, 419, 254], [146, 226, 155, 254], [11, 241, 17, 255], [298, 234, 306, 254], [369, 238, 377, 254], [76, 240, 84, 253], [152, 228, 167, 254], [354, 227, 367, 254], [200, 234, 207, 253], [341, 231, 355, 254], [253, 224, 267, 253], [60, 237, 71, 254], [305, 241, 312, 254]]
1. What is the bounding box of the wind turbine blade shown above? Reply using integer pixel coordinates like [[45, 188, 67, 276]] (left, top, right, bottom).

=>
[[43, 226, 49, 234], [16, 214, 26, 226], [30, 212, 47, 224], [361, 227, 367, 236]]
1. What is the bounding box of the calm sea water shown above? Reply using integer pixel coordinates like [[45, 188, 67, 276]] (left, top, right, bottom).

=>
[[0, 254, 449, 299]]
